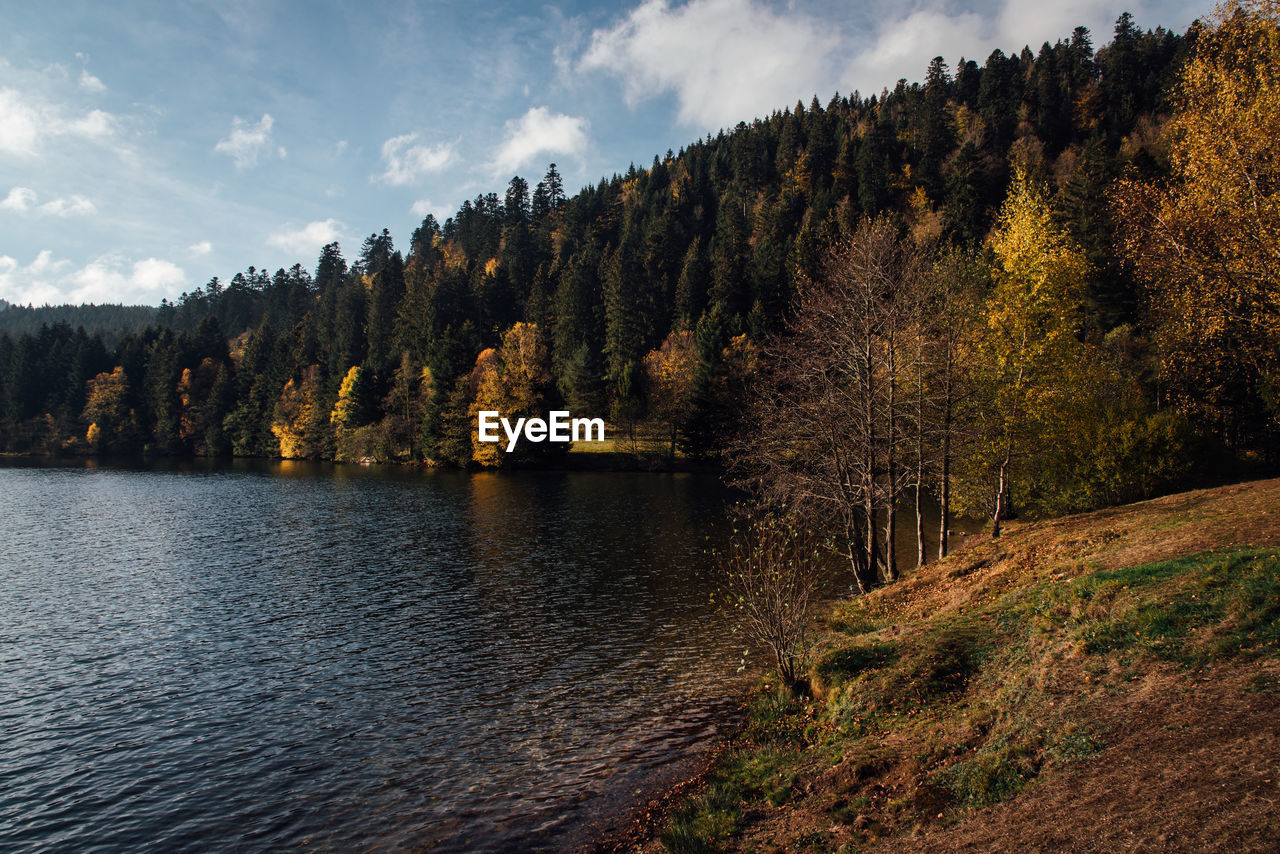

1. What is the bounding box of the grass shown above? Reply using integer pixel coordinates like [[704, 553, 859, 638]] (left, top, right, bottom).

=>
[[657, 512, 1280, 852], [1064, 548, 1280, 663], [661, 748, 798, 853], [565, 422, 683, 457]]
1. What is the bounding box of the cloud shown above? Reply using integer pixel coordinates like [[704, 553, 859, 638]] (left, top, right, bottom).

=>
[[1, 187, 96, 217], [490, 107, 588, 176], [72, 257, 185, 304], [843, 9, 990, 96], [580, 0, 840, 130], [187, 240, 213, 257], [410, 199, 453, 222], [0, 250, 184, 305], [266, 218, 345, 259], [840, 0, 1185, 99], [78, 70, 106, 93], [0, 87, 119, 156], [64, 109, 114, 140], [1, 187, 37, 212], [39, 195, 96, 217], [214, 113, 278, 168], [0, 89, 45, 155], [378, 133, 455, 185], [579, 0, 1201, 130], [997, 0, 1128, 50]]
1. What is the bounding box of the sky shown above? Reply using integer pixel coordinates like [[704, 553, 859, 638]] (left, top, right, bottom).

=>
[[0, 0, 1204, 307]]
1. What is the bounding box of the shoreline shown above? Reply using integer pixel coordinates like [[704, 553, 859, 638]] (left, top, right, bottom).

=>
[[0, 449, 720, 475], [583, 698, 749, 854]]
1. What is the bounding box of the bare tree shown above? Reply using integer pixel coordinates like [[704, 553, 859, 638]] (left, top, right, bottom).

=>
[[728, 217, 932, 592], [713, 511, 825, 693]]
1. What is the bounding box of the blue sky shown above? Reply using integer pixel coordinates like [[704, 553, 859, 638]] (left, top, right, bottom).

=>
[[0, 0, 1202, 306]]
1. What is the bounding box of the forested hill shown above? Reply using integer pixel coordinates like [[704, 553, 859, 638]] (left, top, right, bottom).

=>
[[2, 10, 1271, 503], [0, 302, 157, 345]]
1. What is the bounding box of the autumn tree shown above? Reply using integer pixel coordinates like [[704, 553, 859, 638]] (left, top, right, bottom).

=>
[[469, 322, 557, 467], [970, 171, 1090, 536], [272, 365, 327, 459], [1115, 0, 1280, 449], [642, 329, 699, 458], [83, 366, 137, 453], [330, 365, 381, 461], [730, 218, 931, 592]]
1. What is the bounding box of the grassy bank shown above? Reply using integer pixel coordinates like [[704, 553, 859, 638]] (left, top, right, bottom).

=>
[[642, 478, 1280, 853]]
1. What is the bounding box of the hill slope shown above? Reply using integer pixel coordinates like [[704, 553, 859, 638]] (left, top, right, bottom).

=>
[[647, 479, 1280, 853]]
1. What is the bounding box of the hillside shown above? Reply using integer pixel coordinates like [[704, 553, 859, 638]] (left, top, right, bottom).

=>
[[0, 302, 157, 345], [1, 14, 1210, 467], [638, 478, 1280, 852]]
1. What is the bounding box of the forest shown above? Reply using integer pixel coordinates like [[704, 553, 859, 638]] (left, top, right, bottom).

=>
[[2, 6, 1277, 573]]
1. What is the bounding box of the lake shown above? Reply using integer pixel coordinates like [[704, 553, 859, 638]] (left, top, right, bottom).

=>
[[0, 460, 753, 851]]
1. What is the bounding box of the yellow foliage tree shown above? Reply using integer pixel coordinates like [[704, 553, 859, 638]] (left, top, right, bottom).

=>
[[272, 365, 324, 459], [642, 329, 699, 457], [83, 365, 134, 453], [469, 323, 554, 467], [469, 347, 504, 468], [330, 366, 363, 431], [1115, 0, 1280, 433], [977, 171, 1091, 535]]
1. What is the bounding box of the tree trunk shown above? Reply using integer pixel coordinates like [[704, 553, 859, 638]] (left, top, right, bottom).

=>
[[915, 354, 926, 567], [916, 474, 926, 567], [992, 456, 1010, 538], [884, 339, 898, 583], [938, 429, 951, 560]]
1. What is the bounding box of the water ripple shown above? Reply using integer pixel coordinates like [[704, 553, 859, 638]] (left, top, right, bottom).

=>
[[0, 461, 741, 851]]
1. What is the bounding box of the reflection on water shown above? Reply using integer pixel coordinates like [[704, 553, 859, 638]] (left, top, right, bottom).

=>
[[0, 460, 743, 852]]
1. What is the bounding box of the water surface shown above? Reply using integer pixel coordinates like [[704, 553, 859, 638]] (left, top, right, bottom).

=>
[[0, 460, 746, 851]]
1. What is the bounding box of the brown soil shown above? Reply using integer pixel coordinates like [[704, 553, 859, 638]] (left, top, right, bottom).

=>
[[874, 664, 1280, 853]]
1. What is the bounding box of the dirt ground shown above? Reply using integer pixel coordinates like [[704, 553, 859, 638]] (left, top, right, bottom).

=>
[[873, 664, 1280, 853]]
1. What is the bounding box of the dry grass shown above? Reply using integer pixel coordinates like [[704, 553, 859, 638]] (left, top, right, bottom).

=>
[[622, 477, 1280, 854]]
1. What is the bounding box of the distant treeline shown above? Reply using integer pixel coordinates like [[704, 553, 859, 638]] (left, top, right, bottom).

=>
[[0, 302, 156, 346], [1, 10, 1275, 527]]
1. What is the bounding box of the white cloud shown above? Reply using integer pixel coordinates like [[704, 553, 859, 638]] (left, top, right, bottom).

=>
[[187, 240, 213, 257], [845, 0, 1202, 99], [1, 187, 37, 212], [410, 199, 453, 222], [64, 108, 114, 140], [0, 89, 44, 155], [580, 0, 840, 130], [997, 0, 1124, 50], [0, 88, 119, 156], [378, 133, 455, 185], [844, 9, 988, 96], [579, 0, 1201, 130], [78, 70, 106, 93], [0, 250, 184, 305], [38, 195, 96, 217], [71, 257, 185, 304], [490, 107, 588, 176], [214, 113, 278, 168], [1, 187, 95, 217], [266, 218, 345, 259]]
